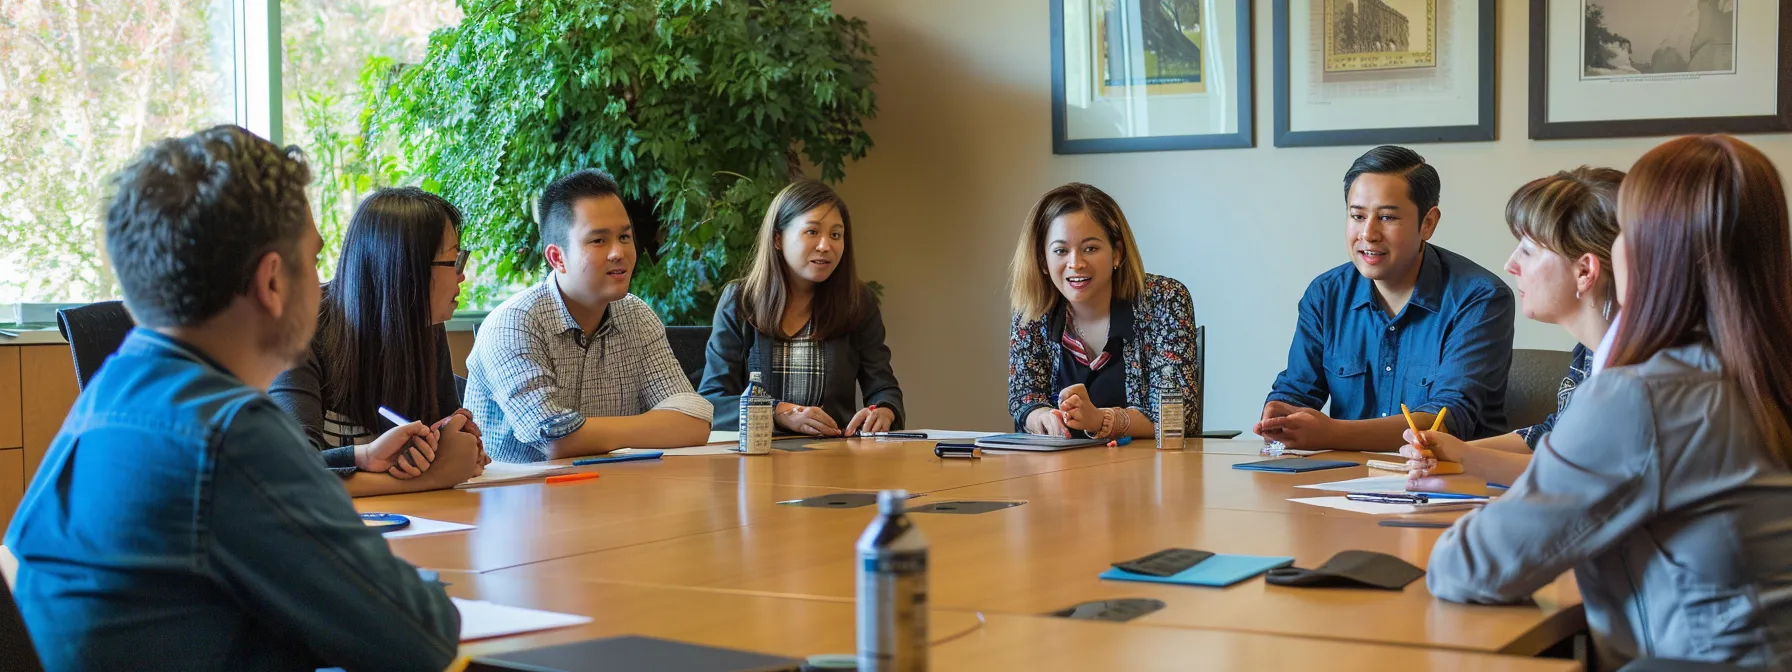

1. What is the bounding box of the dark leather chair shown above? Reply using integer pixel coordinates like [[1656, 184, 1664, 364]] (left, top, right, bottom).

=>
[[1617, 660, 1757, 672], [55, 300, 135, 391], [664, 325, 713, 388], [1506, 348, 1575, 432], [1, 566, 45, 672]]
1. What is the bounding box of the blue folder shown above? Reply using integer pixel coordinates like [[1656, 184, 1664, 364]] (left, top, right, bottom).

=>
[[1231, 457, 1357, 473], [1100, 554, 1296, 588]]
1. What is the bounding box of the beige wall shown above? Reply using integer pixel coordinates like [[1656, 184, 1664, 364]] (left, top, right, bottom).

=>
[[829, 0, 1792, 434]]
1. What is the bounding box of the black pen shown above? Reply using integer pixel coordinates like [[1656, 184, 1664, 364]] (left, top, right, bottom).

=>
[[1346, 492, 1428, 504], [858, 431, 929, 439]]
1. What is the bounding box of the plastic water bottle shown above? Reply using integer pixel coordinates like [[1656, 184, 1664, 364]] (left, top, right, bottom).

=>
[[856, 489, 928, 672], [739, 372, 773, 455], [1155, 375, 1185, 451]]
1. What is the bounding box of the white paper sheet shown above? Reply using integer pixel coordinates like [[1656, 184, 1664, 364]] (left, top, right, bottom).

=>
[[1281, 449, 1332, 456], [906, 429, 1005, 440], [1289, 496, 1488, 516], [1294, 475, 1415, 494], [707, 430, 739, 444], [455, 461, 576, 488], [453, 597, 593, 641], [379, 516, 476, 539]]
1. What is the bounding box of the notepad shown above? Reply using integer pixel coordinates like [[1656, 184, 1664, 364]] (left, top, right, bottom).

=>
[[1294, 475, 1416, 493], [453, 597, 593, 641], [1100, 554, 1295, 587], [1231, 458, 1358, 473]]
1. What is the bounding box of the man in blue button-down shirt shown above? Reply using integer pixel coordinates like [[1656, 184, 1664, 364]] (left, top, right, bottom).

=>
[[1256, 146, 1515, 451], [3, 126, 461, 671]]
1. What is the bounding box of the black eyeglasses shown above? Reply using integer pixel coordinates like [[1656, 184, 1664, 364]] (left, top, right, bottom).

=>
[[431, 249, 470, 272]]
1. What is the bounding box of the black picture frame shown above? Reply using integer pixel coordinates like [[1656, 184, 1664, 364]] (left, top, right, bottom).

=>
[[1050, 0, 1255, 154], [1529, 0, 1792, 140], [1272, 0, 1497, 147]]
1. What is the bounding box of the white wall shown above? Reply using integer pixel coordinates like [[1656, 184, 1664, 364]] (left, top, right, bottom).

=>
[[829, 0, 1792, 432]]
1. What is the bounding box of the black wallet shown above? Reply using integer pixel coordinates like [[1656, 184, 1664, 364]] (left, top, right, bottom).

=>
[[1112, 548, 1215, 577], [1264, 550, 1425, 590]]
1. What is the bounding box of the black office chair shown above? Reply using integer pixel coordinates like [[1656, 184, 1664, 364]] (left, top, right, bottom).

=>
[[55, 300, 136, 391], [1617, 660, 1757, 672], [664, 325, 713, 388], [1506, 348, 1575, 431], [1, 568, 45, 672]]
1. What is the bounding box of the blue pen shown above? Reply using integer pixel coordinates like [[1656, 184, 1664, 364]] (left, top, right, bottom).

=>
[[1106, 436, 1132, 447], [1408, 491, 1484, 500]]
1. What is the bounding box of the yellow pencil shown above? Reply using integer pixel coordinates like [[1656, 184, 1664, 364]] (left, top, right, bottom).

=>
[[1429, 407, 1450, 434], [1398, 403, 1419, 437]]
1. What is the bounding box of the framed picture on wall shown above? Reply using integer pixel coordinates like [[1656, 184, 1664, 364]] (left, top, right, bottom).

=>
[[1272, 0, 1496, 147], [1530, 0, 1792, 140], [1051, 0, 1254, 153]]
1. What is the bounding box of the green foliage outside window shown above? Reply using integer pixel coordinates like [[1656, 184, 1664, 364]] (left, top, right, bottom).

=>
[[360, 0, 878, 324]]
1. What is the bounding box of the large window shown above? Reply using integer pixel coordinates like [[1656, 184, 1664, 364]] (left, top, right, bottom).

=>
[[0, 0, 237, 304], [281, 0, 461, 277]]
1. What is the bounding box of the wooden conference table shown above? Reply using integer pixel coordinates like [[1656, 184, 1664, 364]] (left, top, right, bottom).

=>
[[358, 437, 1585, 670]]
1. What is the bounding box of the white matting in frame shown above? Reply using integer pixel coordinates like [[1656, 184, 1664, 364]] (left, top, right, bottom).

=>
[[1546, 0, 1777, 124], [1059, 0, 1244, 144], [1288, 0, 1479, 133]]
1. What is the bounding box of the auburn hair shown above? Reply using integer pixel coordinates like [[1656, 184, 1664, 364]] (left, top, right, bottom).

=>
[[1610, 135, 1792, 462]]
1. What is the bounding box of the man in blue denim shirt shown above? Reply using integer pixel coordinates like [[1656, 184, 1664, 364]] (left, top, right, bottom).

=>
[[3, 126, 462, 671], [1257, 146, 1515, 451]]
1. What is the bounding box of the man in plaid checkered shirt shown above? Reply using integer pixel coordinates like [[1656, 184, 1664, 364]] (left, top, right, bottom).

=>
[[465, 170, 713, 463]]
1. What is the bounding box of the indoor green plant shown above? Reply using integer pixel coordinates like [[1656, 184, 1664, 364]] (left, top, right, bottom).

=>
[[362, 0, 877, 323]]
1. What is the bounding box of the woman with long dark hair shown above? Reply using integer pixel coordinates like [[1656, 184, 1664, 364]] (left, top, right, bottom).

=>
[[1423, 136, 1792, 668], [271, 187, 486, 496], [700, 180, 904, 436]]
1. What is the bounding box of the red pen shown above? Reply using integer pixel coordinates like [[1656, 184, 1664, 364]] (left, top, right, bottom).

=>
[[545, 472, 600, 485]]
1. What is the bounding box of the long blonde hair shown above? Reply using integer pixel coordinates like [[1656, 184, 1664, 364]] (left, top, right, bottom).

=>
[[736, 180, 866, 340], [1008, 183, 1146, 322]]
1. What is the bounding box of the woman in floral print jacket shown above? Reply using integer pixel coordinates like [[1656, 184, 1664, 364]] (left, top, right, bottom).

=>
[[1006, 182, 1201, 439]]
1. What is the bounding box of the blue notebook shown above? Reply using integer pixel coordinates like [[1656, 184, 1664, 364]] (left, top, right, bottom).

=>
[[1231, 457, 1357, 473], [1100, 554, 1296, 587]]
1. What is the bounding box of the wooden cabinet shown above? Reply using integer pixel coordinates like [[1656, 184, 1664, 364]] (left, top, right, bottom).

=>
[[0, 449, 21, 531], [0, 339, 79, 532], [19, 346, 78, 479], [0, 347, 19, 450]]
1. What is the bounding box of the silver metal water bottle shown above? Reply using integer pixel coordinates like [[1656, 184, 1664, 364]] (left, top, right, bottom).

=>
[[739, 372, 773, 455], [1155, 374, 1185, 450], [856, 489, 928, 671]]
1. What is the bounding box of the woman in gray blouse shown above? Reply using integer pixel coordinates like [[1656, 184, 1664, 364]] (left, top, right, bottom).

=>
[[1418, 135, 1792, 670], [700, 180, 904, 437]]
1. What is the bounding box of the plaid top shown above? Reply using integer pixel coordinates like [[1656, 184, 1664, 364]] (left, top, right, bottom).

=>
[[1514, 343, 1592, 450], [771, 321, 826, 407], [465, 276, 713, 462]]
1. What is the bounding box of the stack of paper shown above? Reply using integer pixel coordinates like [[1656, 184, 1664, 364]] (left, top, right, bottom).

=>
[[1288, 496, 1489, 516], [453, 597, 594, 641]]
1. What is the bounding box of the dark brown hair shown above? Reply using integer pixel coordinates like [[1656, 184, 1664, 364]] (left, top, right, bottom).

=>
[[737, 180, 867, 340], [1008, 183, 1146, 322], [1611, 135, 1792, 460]]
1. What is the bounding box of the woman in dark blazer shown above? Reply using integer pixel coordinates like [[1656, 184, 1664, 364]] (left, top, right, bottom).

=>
[[700, 180, 904, 436]]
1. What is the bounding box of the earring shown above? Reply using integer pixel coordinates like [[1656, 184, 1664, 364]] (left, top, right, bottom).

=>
[[1575, 290, 1582, 300], [1603, 299, 1612, 321]]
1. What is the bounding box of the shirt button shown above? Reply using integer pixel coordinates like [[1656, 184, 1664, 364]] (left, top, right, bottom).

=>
[[1388, 326, 1396, 332], [1385, 366, 1392, 372]]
